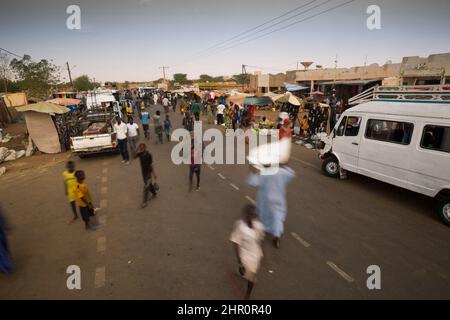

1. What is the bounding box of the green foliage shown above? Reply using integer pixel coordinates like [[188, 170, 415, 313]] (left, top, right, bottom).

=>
[[73, 75, 95, 91], [232, 73, 249, 84], [9, 55, 60, 99], [173, 73, 192, 85]]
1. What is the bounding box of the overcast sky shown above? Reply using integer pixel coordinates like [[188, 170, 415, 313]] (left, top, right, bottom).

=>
[[1, 0, 449, 82]]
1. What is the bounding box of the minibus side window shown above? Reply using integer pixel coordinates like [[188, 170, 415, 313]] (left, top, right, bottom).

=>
[[336, 116, 347, 136], [420, 125, 450, 153], [365, 119, 414, 145], [345, 116, 362, 136]]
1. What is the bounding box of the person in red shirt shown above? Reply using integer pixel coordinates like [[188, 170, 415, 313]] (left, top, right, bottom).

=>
[[279, 118, 292, 139]]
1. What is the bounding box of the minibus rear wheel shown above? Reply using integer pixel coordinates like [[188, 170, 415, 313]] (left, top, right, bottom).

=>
[[322, 156, 340, 178], [436, 196, 450, 227]]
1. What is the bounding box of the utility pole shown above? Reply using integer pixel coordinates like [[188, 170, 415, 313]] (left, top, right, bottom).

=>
[[66, 62, 74, 91], [159, 66, 169, 82]]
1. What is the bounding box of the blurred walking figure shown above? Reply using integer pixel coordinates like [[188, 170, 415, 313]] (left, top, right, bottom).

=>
[[192, 98, 200, 121], [140, 109, 150, 139], [247, 165, 295, 248], [127, 116, 140, 155], [162, 96, 170, 113], [113, 116, 130, 165], [163, 115, 172, 142], [189, 141, 202, 191], [135, 144, 157, 208], [0, 205, 12, 273], [63, 161, 79, 222], [153, 92, 159, 105], [75, 171, 99, 231], [153, 110, 163, 144], [230, 204, 265, 300]]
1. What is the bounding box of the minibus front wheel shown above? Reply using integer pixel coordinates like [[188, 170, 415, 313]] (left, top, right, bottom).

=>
[[322, 155, 340, 178], [436, 196, 450, 227]]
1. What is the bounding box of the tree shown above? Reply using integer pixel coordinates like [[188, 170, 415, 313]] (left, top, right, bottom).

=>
[[0, 52, 12, 93], [73, 75, 95, 91], [9, 55, 60, 99], [212, 76, 225, 82], [199, 74, 214, 82], [232, 73, 249, 84], [173, 73, 191, 85]]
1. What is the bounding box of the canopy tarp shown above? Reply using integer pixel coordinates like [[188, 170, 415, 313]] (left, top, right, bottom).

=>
[[226, 92, 252, 105], [319, 79, 380, 85], [46, 98, 81, 106], [24, 111, 61, 154], [284, 82, 309, 92], [272, 92, 303, 106], [243, 96, 273, 106], [16, 101, 70, 114]]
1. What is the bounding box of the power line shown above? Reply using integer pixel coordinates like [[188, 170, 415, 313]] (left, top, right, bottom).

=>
[[210, 0, 330, 52], [0, 47, 23, 59], [196, 0, 319, 53], [173, 0, 357, 70], [211, 0, 357, 55], [172, 0, 320, 68]]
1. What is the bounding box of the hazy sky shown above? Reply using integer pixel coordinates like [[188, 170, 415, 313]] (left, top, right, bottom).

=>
[[1, 0, 449, 82]]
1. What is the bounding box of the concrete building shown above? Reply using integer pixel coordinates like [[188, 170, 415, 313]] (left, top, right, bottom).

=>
[[250, 52, 450, 101]]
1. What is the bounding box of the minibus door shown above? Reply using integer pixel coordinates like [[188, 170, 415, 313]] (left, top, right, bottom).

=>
[[332, 115, 363, 172]]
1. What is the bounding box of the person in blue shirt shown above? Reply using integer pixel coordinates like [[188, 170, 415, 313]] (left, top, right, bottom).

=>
[[141, 110, 150, 139]]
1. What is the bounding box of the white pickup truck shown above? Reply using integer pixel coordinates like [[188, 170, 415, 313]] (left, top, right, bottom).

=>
[[70, 114, 119, 158]]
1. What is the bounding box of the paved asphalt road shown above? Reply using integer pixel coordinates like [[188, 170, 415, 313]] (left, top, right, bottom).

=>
[[0, 104, 449, 299]]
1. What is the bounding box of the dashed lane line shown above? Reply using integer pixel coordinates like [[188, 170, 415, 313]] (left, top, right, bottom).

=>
[[245, 195, 256, 205], [99, 199, 107, 209], [291, 232, 311, 248], [94, 267, 106, 288], [217, 173, 226, 180], [100, 186, 108, 195], [229, 183, 240, 191], [97, 236, 106, 253], [208, 165, 215, 170], [99, 215, 107, 225], [326, 261, 355, 283], [101, 176, 108, 183], [102, 168, 108, 174]]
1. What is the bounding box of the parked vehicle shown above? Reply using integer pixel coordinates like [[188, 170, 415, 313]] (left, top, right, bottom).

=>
[[70, 112, 119, 158], [319, 86, 450, 226]]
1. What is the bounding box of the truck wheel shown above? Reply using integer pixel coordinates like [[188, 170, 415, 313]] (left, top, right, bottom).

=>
[[322, 156, 340, 178], [436, 196, 450, 227]]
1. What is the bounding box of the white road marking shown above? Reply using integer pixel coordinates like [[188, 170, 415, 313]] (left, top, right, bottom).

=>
[[101, 176, 108, 183], [102, 168, 108, 174], [326, 261, 355, 283], [217, 173, 226, 180], [94, 267, 106, 288], [208, 165, 215, 170], [291, 156, 317, 169], [100, 187, 108, 194], [99, 215, 107, 225], [99, 199, 107, 209], [102, 161, 109, 166], [291, 232, 311, 248], [97, 236, 106, 252], [229, 183, 239, 191], [245, 195, 256, 205]]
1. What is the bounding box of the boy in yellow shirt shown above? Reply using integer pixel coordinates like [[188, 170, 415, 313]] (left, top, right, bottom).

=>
[[75, 170, 99, 231], [63, 161, 78, 222]]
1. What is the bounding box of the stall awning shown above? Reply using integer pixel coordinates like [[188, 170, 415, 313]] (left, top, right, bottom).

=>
[[319, 79, 381, 85], [16, 101, 70, 114], [284, 82, 309, 92], [244, 96, 273, 106]]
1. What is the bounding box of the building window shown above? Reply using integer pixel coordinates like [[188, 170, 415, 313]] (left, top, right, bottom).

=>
[[365, 119, 414, 145], [421, 125, 450, 153], [336, 116, 361, 136]]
